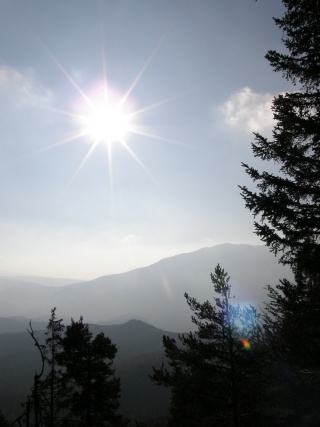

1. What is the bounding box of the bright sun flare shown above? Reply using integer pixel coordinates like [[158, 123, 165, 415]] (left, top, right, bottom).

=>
[[86, 105, 129, 143], [75, 84, 133, 146], [34, 34, 185, 198]]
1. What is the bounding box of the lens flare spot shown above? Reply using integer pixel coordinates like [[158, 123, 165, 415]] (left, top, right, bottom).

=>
[[242, 339, 251, 350]]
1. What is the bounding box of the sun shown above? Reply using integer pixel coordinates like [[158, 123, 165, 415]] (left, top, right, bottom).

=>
[[31, 35, 186, 198], [82, 103, 130, 144], [74, 83, 133, 146]]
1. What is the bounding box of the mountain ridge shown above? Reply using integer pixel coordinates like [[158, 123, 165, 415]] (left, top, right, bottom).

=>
[[0, 243, 293, 331]]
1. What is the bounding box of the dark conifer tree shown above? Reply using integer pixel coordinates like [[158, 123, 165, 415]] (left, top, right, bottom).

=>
[[151, 265, 263, 427], [240, 1, 320, 424], [239, 0, 320, 278], [261, 276, 320, 425], [56, 317, 123, 427], [21, 311, 124, 427]]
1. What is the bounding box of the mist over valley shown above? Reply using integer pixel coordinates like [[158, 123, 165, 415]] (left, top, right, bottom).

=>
[[0, 244, 293, 333]]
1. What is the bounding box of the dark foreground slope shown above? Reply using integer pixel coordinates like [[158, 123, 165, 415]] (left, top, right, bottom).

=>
[[0, 319, 175, 423]]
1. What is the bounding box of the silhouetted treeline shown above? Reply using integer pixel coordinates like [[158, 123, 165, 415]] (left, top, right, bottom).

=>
[[11, 309, 125, 427]]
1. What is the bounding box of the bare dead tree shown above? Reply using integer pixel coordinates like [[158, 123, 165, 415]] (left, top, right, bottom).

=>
[[27, 321, 46, 427], [11, 398, 31, 427]]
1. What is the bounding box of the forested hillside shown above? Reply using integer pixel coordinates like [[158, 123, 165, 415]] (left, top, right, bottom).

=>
[[0, 319, 173, 424]]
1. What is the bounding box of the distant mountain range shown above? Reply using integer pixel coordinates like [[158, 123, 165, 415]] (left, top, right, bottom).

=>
[[0, 244, 293, 332]]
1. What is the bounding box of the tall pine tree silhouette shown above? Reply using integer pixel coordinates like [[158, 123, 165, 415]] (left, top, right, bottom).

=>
[[151, 265, 262, 426], [240, 1, 320, 424], [56, 317, 123, 427], [240, 0, 320, 279]]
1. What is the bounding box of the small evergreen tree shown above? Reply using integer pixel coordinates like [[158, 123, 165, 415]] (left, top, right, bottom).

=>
[[151, 265, 263, 427], [56, 317, 123, 427], [21, 310, 124, 427]]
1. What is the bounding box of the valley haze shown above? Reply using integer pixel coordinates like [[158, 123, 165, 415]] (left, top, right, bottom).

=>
[[0, 244, 293, 332]]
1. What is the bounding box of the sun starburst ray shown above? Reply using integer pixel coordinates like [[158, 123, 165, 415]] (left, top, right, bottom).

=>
[[26, 131, 88, 158], [129, 128, 191, 147], [59, 140, 100, 200], [119, 29, 170, 109], [106, 142, 115, 211], [34, 36, 95, 109], [127, 92, 187, 120], [119, 140, 166, 195]]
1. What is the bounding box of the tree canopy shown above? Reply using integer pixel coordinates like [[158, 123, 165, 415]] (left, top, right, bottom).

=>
[[240, 0, 320, 278], [240, 1, 320, 424], [19, 312, 124, 427]]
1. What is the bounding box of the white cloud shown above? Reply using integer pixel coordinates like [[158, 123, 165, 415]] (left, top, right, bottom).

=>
[[0, 64, 53, 109], [219, 87, 275, 134]]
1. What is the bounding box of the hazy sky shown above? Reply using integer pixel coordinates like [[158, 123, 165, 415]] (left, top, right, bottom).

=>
[[0, 0, 289, 280]]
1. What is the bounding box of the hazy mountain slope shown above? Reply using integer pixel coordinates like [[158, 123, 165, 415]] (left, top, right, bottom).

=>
[[0, 316, 46, 334], [0, 278, 57, 318], [0, 244, 293, 332], [89, 319, 175, 361], [14, 276, 84, 287], [48, 244, 293, 331]]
